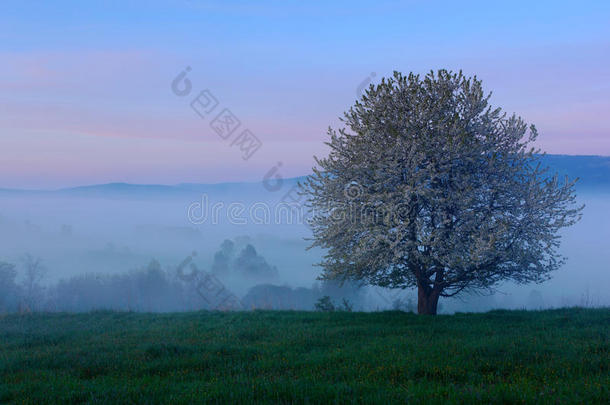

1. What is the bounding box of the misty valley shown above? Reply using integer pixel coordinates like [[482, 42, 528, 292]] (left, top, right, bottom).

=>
[[2, 9, 610, 399], [2, 155, 609, 315]]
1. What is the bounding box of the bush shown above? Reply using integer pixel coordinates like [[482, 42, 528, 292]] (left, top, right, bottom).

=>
[[0, 262, 20, 312], [315, 296, 335, 312]]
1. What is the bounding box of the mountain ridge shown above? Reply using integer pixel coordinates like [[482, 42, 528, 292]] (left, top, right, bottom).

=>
[[1, 155, 608, 195]]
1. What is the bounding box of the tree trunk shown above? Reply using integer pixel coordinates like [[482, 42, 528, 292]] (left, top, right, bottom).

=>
[[417, 284, 440, 315]]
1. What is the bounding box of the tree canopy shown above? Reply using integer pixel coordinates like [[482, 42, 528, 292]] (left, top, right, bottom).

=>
[[303, 70, 583, 314]]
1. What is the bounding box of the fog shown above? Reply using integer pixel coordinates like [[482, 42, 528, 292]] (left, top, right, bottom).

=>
[[1, 156, 609, 313]]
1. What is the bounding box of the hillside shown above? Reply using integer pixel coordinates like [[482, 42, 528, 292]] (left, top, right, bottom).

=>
[[0, 155, 608, 197], [0, 308, 607, 403]]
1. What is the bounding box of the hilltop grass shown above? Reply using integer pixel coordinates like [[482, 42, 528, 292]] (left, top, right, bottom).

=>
[[0, 308, 608, 404]]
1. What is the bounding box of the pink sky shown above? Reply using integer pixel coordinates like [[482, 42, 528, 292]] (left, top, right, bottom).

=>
[[1, 1, 609, 189]]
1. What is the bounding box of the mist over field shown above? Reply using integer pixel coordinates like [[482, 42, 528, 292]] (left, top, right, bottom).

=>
[[3, 3, 610, 403], [1, 155, 608, 313]]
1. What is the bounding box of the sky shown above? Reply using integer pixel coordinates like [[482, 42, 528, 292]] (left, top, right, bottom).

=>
[[1, 0, 609, 189]]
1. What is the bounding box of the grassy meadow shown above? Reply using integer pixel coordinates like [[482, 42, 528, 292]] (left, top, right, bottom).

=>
[[0, 308, 608, 404]]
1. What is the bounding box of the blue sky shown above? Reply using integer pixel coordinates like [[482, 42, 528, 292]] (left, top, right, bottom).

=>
[[1, 0, 609, 188]]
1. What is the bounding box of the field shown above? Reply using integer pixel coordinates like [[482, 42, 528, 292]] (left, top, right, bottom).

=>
[[0, 308, 608, 404]]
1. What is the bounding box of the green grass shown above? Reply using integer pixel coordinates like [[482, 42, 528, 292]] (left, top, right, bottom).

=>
[[0, 308, 608, 404]]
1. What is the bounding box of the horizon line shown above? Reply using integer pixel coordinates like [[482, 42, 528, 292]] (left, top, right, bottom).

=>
[[1, 153, 609, 193]]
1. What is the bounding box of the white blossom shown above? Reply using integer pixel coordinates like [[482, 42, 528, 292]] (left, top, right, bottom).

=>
[[302, 70, 583, 314]]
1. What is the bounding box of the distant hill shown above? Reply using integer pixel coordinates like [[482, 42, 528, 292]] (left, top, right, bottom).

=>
[[0, 155, 608, 198], [0, 177, 305, 200], [537, 155, 610, 191]]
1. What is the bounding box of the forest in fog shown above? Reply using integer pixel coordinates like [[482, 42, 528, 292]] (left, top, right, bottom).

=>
[[1, 155, 609, 313]]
